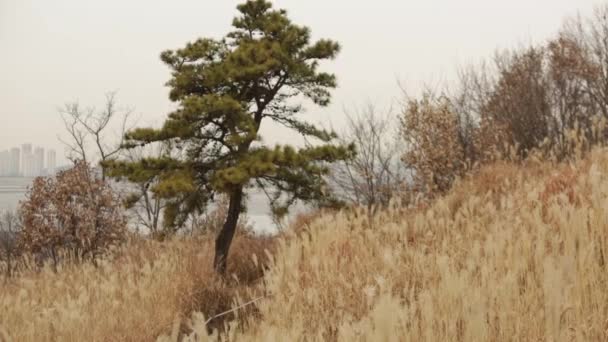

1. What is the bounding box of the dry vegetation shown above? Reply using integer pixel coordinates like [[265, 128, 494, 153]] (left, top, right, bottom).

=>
[[200, 147, 607, 341], [1, 147, 608, 341], [19, 161, 127, 267], [4, 3, 608, 342], [0, 233, 275, 341]]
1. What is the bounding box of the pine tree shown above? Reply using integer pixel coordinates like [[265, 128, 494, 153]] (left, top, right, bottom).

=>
[[106, 0, 353, 273]]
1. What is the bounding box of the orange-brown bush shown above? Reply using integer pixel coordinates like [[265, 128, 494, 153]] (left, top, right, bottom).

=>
[[400, 94, 471, 194], [18, 161, 127, 266]]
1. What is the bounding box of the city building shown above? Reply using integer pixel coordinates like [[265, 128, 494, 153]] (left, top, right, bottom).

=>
[[21, 143, 32, 176], [0, 150, 9, 176], [23, 151, 34, 177], [9, 148, 20, 176], [21, 144, 31, 154], [47, 149, 56, 175], [0, 145, 60, 177], [33, 147, 44, 177]]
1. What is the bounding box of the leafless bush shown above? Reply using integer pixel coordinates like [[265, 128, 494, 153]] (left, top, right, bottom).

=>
[[0, 210, 21, 278], [18, 161, 127, 268], [328, 105, 407, 211], [560, 5, 608, 121], [117, 144, 171, 237]]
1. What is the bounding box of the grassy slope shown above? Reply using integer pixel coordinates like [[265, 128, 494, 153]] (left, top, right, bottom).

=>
[[0, 235, 273, 341], [3, 149, 608, 341], [217, 149, 608, 341]]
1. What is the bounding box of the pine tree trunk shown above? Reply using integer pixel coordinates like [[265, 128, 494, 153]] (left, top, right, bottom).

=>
[[213, 187, 243, 274], [6, 253, 11, 278]]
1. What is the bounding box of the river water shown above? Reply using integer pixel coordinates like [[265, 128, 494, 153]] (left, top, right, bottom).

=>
[[0, 177, 297, 234], [0, 177, 33, 212]]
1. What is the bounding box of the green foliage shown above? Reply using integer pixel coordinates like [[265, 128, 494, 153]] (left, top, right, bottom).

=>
[[107, 0, 353, 230]]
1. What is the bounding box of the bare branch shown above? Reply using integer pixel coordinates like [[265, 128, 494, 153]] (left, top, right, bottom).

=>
[[328, 103, 406, 210], [58, 91, 137, 180]]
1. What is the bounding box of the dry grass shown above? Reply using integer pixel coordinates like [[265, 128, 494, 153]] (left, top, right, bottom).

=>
[[0, 233, 275, 341], [175, 148, 608, 341], [3, 148, 608, 341]]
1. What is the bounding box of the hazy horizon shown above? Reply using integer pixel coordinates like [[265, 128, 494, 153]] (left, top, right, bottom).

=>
[[0, 0, 599, 165]]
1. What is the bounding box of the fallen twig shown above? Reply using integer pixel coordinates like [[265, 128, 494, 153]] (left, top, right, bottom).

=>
[[204, 295, 269, 325]]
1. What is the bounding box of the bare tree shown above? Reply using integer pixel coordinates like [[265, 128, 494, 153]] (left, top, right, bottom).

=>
[[481, 47, 554, 158], [561, 6, 608, 120], [557, 7, 608, 145], [60, 103, 89, 164], [546, 35, 600, 155], [328, 104, 407, 212], [118, 143, 170, 237], [0, 210, 21, 278], [451, 62, 498, 162], [59, 91, 135, 180]]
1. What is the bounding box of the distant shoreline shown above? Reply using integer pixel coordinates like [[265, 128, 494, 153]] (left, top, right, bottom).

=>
[[0, 176, 303, 233], [0, 176, 37, 179]]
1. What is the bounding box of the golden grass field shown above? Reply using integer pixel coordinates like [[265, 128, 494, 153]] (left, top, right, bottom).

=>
[[2, 148, 608, 341]]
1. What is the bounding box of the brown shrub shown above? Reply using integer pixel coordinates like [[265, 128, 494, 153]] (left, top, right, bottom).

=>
[[401, 94, 469, 195], [483, 47, 553, 157], [18, 161, 127, 267]]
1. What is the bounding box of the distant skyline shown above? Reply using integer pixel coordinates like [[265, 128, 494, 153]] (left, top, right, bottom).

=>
[[0, 142, 66, 168], [0, 0, 600, 152], [0, 143, 58, 177]]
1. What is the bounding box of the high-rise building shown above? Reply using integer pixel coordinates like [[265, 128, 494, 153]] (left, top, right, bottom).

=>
[[23, 153, 33, 177], [33, 147, 44, 177], [21, 144, 32, 176], [1, 144, 59, 177], [47, 149, 57, 175], [21, 144, 32, 155], [10, 148, 20, 176], [0, 150, 9, 176]]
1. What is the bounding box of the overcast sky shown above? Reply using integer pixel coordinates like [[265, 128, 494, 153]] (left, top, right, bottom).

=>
[[0, 0, 599, 165]]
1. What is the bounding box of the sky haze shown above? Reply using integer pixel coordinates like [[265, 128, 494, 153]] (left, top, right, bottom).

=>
[[0, 0, 599, 164]]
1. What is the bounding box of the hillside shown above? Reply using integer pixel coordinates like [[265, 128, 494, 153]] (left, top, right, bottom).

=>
[[195, 149, 608, 341], [2, 149, 608, 341]]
